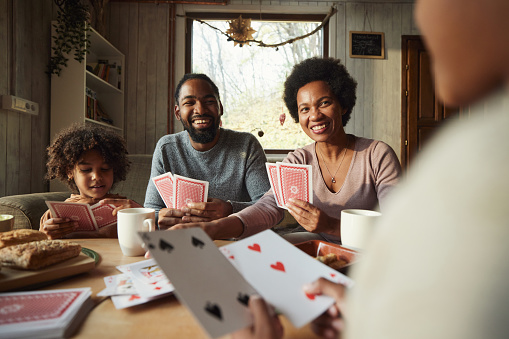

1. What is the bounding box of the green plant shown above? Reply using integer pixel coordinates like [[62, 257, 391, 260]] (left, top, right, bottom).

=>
[[47, 0, 90, 76]]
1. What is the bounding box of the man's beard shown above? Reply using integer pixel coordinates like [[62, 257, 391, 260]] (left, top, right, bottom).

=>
[[181, 115, 220, 144]]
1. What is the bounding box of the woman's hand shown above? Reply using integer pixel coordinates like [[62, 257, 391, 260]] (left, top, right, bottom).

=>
[[285, 198, 340, 236], [231, 295, 283, 339], [98, 198, 142, 216], [303, 278, 347, 339], [40, 218, 78, 239]]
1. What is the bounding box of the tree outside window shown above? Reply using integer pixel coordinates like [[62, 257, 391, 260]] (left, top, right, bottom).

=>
[[190, 14, 326, 149]]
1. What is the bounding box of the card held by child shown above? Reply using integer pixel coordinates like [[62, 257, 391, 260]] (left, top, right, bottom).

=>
[[45, 201, 98, 231]]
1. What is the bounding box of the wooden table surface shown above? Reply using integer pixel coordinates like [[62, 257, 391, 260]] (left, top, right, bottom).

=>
[[41, 238, 321, 339]]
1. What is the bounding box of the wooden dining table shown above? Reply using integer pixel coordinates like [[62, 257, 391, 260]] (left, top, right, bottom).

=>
[[39, 238, 321, 339]]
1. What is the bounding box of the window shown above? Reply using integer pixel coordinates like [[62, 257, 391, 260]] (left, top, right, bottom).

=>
[[186, 13, 328, 150]]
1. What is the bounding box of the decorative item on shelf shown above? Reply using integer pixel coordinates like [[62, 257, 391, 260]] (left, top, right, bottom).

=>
[[48, 0, 91, 76], [178, 5, 337, 49]]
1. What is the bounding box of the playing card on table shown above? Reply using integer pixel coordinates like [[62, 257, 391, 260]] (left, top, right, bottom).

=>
[[265, 163, 283, 208], [173, 175, 209, 210], [138, 228, 257, 338], [97, 273, 137, 297], [222, 230, 353, 328], [91, 202, 117, 228], [46, 201, 98, 231], [276, 162, 313, 208], [152, 172, 175, 208], [123, 259, 174, 299]]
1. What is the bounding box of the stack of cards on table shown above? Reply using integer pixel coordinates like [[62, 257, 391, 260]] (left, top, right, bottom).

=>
[[0, 288, 93, 338], [45, 201, 117, 231], [138, 228, 353, 338], [266, 162, 313, 208], [152, 172, 209, 209], [97, 259, 174, 309]]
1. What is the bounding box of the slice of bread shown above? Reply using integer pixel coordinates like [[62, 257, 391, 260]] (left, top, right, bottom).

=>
[[0, 229, 47, 249], [0, 240, 81, 269]]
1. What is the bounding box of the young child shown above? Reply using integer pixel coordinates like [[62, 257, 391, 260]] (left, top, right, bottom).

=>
[[40, 123, 141, 239]]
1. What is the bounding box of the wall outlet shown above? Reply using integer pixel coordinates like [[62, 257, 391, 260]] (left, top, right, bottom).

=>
[[1, 95, 39, 115]]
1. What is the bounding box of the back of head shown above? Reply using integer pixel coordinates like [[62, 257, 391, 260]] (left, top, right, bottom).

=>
[[174, 73, 221, 104], [415, 0, 509, 106], [283, 57, 357, 126]]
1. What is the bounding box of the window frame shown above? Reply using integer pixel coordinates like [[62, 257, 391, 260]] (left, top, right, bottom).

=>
[[184, 12, 329, 154]]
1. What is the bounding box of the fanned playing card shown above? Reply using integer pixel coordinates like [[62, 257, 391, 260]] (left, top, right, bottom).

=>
[[276, 162, 313, 208], [138, 228, 256, 338], [222, 230, 353, 328], [91, 202, 117, 228], [152, 172, 175, 208], [265, 163, 283, 208], [46, 201, 98, 231], [173, 175, 209, 210]]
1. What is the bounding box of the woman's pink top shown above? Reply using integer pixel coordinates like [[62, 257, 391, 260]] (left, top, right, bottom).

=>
[[233, 135, 402, 244]]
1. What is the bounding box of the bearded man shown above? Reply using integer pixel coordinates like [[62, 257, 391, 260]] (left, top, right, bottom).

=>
[[144, 73, 271, 230]]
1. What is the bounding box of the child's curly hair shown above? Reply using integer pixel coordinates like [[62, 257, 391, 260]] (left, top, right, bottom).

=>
[[45, 123, 130, 192]]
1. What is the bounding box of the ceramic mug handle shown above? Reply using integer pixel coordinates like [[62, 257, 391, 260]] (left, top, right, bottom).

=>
[[143, 218, 155, 232]]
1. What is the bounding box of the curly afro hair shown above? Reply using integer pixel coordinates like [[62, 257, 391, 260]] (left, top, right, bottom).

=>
[[45, 123, 130, 192], [283, 57, 357, 126]]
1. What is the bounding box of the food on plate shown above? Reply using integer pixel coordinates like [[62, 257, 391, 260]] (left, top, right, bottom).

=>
[[0, 240, 81, 269], [0, 229, 47, 249], [316, 253, 349, 270]]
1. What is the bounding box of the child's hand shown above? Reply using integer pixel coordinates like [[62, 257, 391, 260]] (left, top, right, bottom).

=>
[[99, 198, 142, 216], [40, 218, 78, 240]]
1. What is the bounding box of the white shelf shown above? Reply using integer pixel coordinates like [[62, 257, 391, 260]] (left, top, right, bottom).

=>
[[50, 24, 125, 191]]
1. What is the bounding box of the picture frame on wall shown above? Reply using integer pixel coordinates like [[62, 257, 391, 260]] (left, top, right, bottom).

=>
[[349, 31, 385, 59]]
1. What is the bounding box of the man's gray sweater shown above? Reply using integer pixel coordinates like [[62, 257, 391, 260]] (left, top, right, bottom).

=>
[[144, 128, 271, 216]]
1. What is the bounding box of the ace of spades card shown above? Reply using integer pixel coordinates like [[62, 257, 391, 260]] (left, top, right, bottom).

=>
[[138, 228, 256, 338]]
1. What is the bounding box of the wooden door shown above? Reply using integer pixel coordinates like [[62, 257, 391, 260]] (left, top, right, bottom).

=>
[[401, 36, 462, 169]]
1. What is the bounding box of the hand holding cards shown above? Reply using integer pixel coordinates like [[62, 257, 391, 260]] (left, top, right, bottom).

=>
[[152, 172, 209, 209], [266, 162, 313, 208], [46, 201, 117, 231], [138, 228, 353, 338]]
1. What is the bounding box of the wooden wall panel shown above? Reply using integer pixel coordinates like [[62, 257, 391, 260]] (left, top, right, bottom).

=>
[[109, 2, 170, 155], [0, 0, 53, 197]]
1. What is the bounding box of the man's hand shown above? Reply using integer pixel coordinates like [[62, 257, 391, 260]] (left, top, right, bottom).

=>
[[231, 295, 283, 339], [303, 278, 346, 339], [158, 208, 186, 230], [285, 198, 340, 236], [40, 218, 78, 239], [180, 198, 233, 222]]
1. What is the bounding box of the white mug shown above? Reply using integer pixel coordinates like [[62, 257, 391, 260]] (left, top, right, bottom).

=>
[[340, 209, 381, 250], [117, 208, 156, 256], [0, 215, 14, 232]]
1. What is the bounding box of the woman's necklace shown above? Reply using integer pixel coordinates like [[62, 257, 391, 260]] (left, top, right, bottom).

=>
[[318, 136, 350, 184]]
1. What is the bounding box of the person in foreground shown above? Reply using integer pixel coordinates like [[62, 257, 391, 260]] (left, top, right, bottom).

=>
[[233, 0, 509, 338], [144, 73, 270, 230], [172, 58, 402, 244], [40, 124, 141, 239]]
